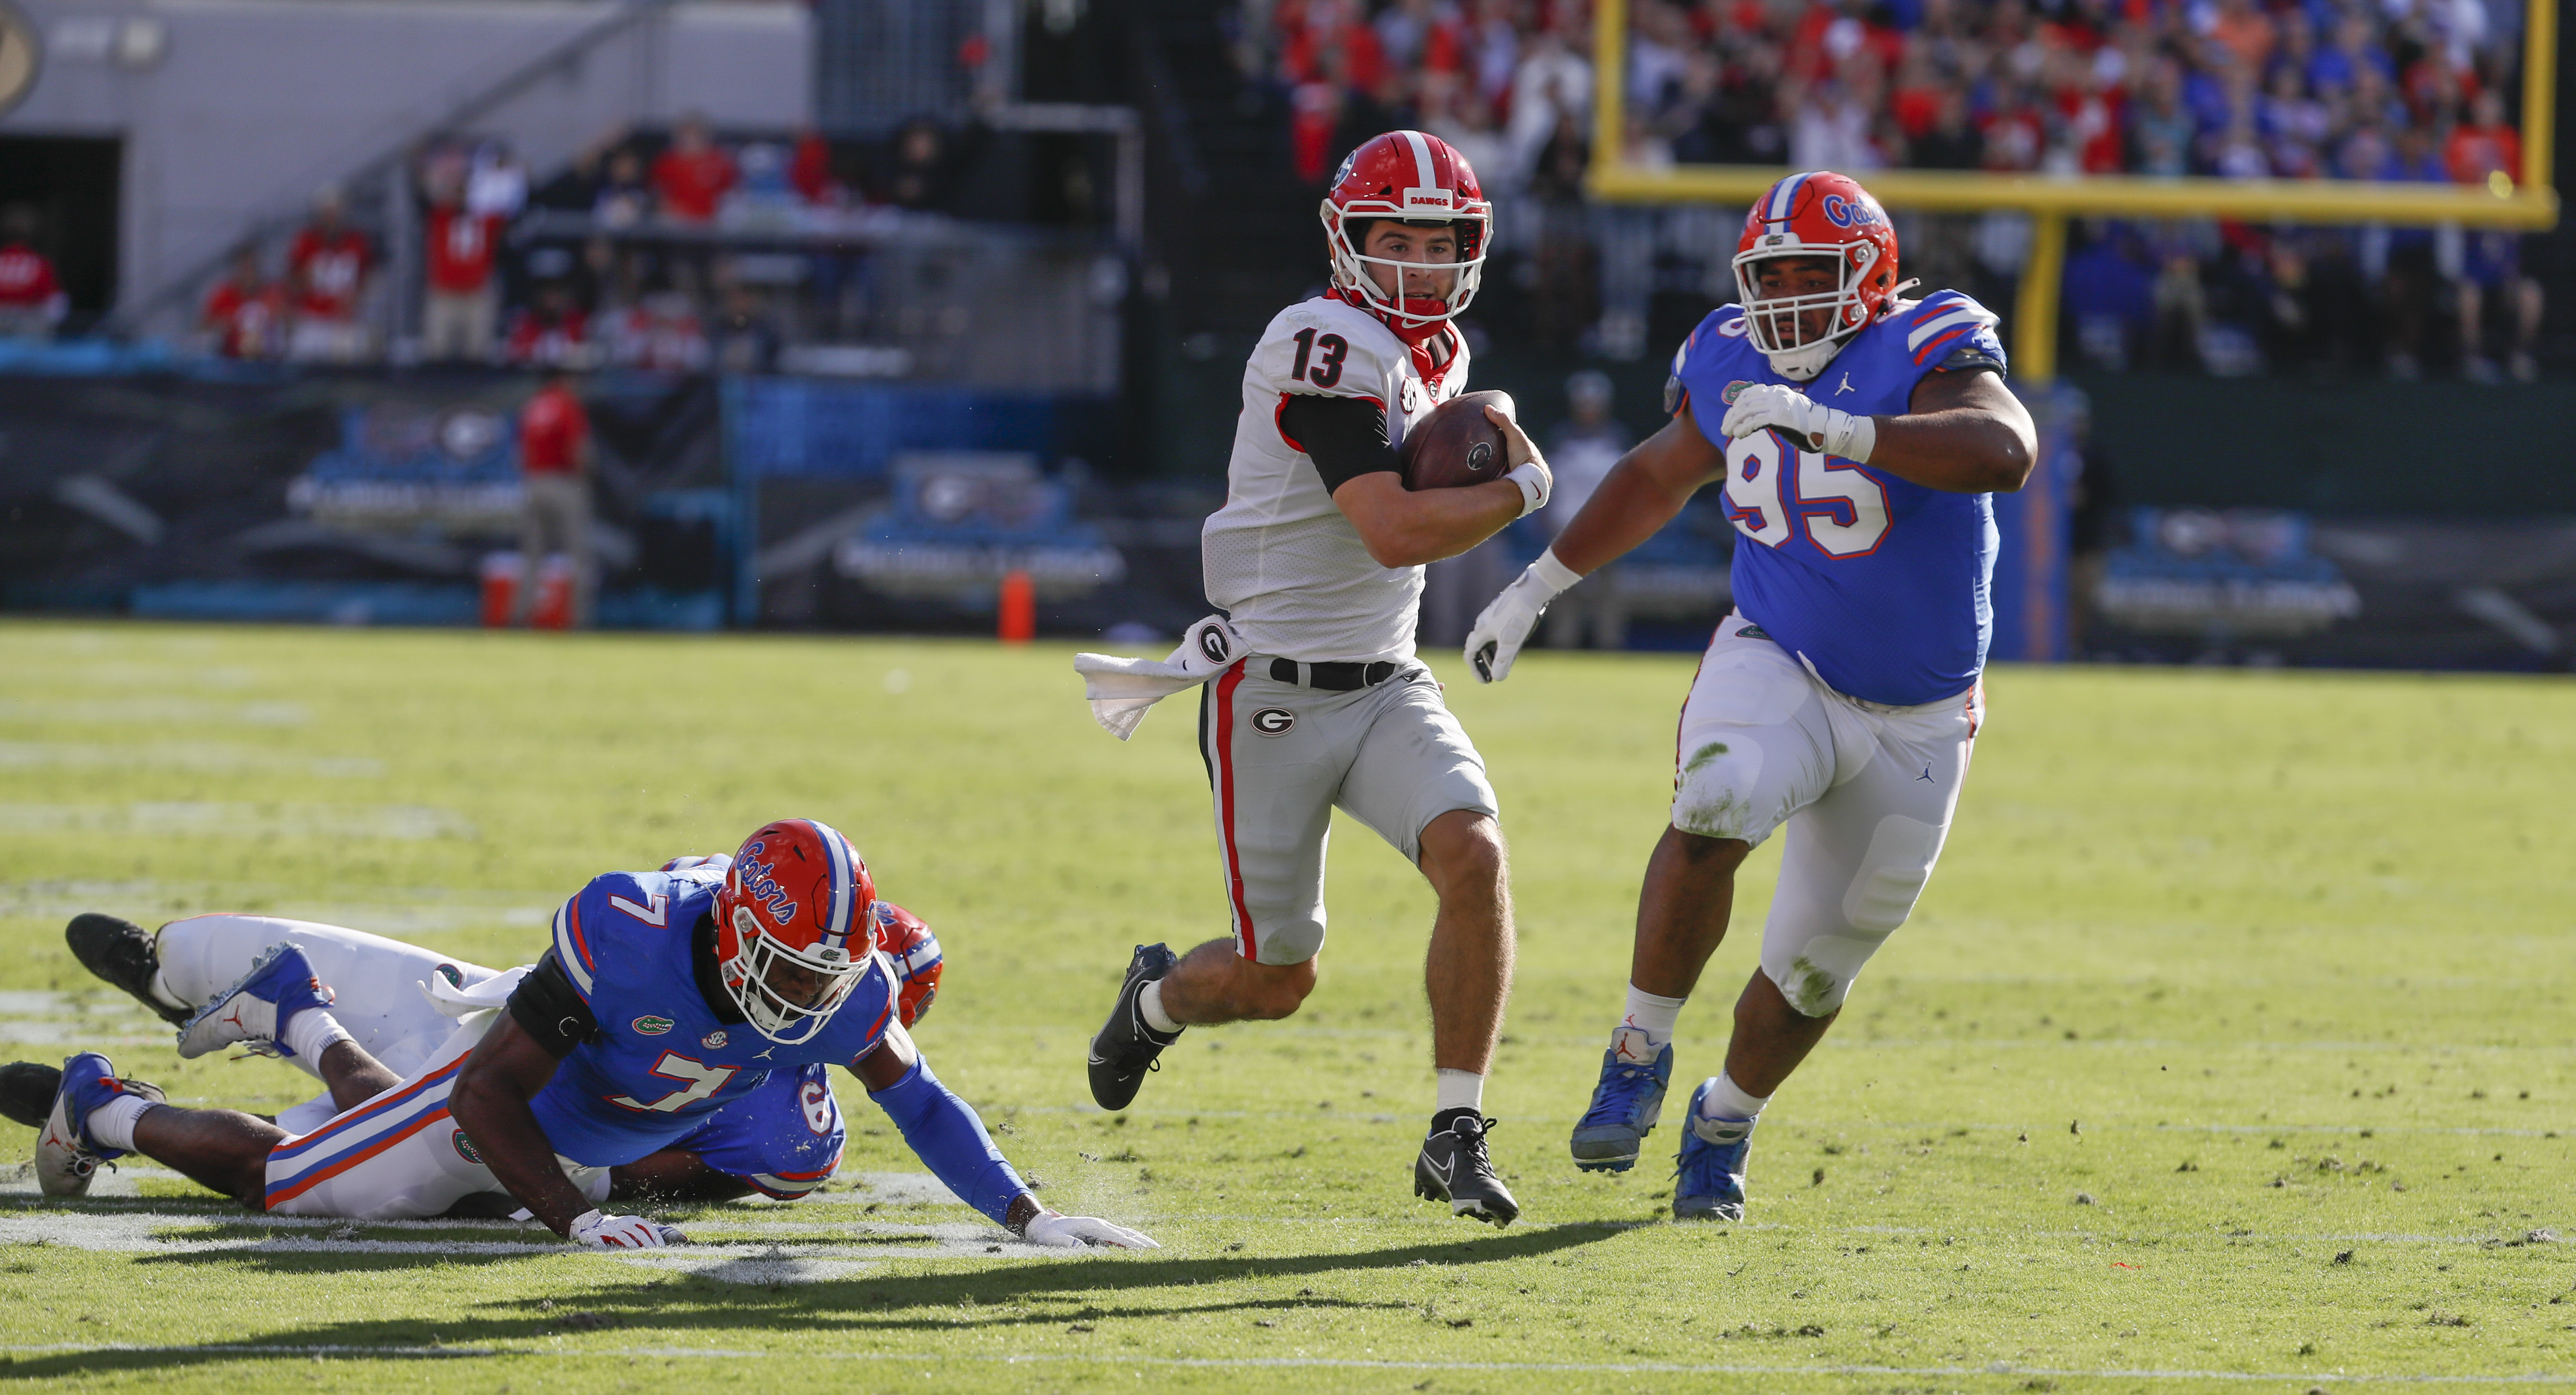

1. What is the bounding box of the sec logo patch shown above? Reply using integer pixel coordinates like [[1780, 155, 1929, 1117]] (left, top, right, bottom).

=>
[[701, 1030, 729, 1050], [1251, 708, 1296, 736]]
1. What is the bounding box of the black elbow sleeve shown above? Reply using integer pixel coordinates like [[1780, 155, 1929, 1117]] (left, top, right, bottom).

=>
[[506, 950, 603, 1058], [1281, 393, 1403, 492]]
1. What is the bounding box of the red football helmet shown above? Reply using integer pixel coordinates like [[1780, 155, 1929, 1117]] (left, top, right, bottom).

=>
[[1732, 170, 1903, 381], [713, 818, 877, 1044], [875, 902, 943, 1028], [1320, 130, 1491, 340]]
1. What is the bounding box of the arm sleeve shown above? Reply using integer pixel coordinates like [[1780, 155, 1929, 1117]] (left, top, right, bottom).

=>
[[1279, 394, 1403, 493], [869, 1056, 1028, 1227], [505, 948, 603, 1058]]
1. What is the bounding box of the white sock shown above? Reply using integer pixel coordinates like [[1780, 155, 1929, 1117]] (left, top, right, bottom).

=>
[[1435, 1068, 1485, 1115], [84, 1093, 154, 1152], [1696, 1070, 1771, 1122], [145, 968, 191, 1016], [282, 1007, 354, 1065], [1610, 984, 1687, 1063], [1136, 979, 1182, 1036]]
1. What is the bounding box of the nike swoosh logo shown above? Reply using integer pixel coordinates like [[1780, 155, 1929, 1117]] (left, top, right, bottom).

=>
[[1087, 1054, 1109, 1067], [1422, 1152, 1454, 1187]]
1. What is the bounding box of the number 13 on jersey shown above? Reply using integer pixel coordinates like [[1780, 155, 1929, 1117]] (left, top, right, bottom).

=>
[[1723, 430, 1891, 557]]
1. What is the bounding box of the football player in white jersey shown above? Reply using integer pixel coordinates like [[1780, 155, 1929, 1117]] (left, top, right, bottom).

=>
[[1084, 131, 1553, 1225]]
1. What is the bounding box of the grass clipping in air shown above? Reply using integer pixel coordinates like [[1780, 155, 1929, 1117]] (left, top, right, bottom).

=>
[[0, 620, 2570, 1392]]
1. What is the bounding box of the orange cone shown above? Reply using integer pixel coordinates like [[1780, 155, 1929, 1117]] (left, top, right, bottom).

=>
[[998, 569, 1036, 644]]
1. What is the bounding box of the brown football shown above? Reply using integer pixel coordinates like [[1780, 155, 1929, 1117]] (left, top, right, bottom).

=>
[[1399, 390, 1516, 491]]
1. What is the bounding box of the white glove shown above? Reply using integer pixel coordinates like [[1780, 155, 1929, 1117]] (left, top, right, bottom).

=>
[[1464, 549, 1584, 684], [1718, 383, 1876, 462], [569, 1209, 687, 1250], [1021, 1211, 1160, 1250]]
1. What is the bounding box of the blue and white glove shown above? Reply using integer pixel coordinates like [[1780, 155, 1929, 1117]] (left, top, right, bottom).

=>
[[1718, 383, 1876, 462], [1022, 1210, 1159, 1249], [570, 1209, 687, 1250], [1464, 548, 1585, 684]]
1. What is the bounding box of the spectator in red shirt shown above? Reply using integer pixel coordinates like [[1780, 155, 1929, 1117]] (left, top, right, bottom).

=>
[[789, 127, 842, 205], [652, 113, 738, 224], [0, 205, 67, 341], [287, 186, 374, 362], [421, 180, 504, 362], [515, 367, 595, 627], [504, 282, 591, 368], [2444, 89, 2521, 187], [200, 244, 283, 360]]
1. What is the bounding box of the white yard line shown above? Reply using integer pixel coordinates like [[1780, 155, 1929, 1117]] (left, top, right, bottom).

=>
[[0, 1345, 2570, 1384]]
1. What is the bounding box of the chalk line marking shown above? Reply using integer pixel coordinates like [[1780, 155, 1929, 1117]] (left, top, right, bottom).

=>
[[1, 1345, 2571, 1384]]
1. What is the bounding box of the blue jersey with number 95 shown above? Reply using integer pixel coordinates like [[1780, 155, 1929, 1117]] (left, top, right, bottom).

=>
[[1666, 290, 2009, 706]]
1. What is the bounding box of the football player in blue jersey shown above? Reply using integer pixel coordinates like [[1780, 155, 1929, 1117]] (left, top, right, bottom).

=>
[[17, 887, 947, 1207], [8, 820, 1153, 1251], [1464, 170, 2038, 1222]]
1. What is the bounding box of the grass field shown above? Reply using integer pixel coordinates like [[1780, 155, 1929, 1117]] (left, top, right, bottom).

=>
[[1, 619, 2572, 1393]]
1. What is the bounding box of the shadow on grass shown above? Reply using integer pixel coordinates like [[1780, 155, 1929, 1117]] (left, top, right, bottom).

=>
[[1, 1223, 1617, 1379]]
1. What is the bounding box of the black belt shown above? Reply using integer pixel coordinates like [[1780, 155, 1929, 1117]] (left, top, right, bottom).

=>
[[1268, 657, 1401, 690]]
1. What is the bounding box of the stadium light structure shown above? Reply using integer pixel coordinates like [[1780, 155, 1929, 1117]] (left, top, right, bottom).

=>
[[1587, 0, 2559, 380]]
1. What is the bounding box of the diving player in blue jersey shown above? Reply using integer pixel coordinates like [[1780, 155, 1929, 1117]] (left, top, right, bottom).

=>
[[1463, 170, 2037, 1222], [26, 887, 948, 1206], [15, 819, 1153, 1251]]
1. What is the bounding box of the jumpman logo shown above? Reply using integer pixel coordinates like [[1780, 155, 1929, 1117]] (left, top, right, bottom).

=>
[[1835, 371, 1856, 395], [1916, 764, 1935, 782]]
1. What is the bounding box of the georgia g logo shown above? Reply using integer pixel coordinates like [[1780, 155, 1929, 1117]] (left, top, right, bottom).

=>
[[1251, 708, 1296, 736], [1198, 624, 1232, 665]]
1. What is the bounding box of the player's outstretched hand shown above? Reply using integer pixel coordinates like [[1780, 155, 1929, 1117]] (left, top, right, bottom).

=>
[[1022, 1211, 1160, 1250], [1465, 549, 1582, 684], [1717, 383, 1876, 463], [569, 1208, 689, 1250]]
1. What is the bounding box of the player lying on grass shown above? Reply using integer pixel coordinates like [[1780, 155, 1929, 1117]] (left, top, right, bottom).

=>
[[1074, 131, 1551, 1226], [16, 886, 945, 1205], [1465, 170, 2037, 1221], [4, 819, 1154, 1251]]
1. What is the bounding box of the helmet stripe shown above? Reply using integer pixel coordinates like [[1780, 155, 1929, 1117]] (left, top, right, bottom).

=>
[[1766, 172, 1809, 224], [813, 818, 854, 946], [1400, 129, 1437, 190]]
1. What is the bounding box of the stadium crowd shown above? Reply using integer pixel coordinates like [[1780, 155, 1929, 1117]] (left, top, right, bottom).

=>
[[1241, 0, 2542, 379], [185, 112, 960, 373]]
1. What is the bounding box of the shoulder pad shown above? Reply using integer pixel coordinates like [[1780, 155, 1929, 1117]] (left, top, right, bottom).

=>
[[1256, 298, 1400, 400]]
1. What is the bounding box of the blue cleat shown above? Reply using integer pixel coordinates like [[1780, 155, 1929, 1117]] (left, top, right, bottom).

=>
[[1570, 1040, 1673, 1172], [1672, 1077, 1755, 1222], [177, 941, 335, 1060], [38, 1051, 163, 1198]]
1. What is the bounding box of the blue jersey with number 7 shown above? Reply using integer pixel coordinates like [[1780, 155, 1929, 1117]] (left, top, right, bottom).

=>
[[529, 866, 896, 1166], [1666, 290, 2009, 706]]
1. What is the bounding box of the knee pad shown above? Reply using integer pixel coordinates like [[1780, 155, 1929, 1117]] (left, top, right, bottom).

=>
[[1843, 815, 1943, 933], [1670, 736, 1780, 845]]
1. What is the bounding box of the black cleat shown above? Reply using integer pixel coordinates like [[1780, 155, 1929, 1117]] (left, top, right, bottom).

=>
[[1416, 1111, 1520, 1227], [0, 1061, 63, 1129], [65, 914, 190, 1026], [1087, 943, 1181, 1111]]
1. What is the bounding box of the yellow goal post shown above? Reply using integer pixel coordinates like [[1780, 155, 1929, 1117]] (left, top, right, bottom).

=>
[[1586, 0, 2560, 378]]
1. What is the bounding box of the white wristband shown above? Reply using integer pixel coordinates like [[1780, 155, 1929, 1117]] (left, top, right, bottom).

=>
[[1506, 462, 1549, 517], [1529, 547, 1583, 596], [1826, 412, 1877, 465]]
